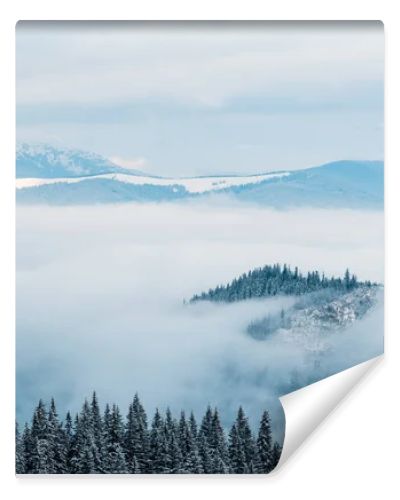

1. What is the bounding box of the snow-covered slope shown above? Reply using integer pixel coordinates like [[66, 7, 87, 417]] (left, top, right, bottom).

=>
[[247, 286, 381, 353], [16, 171, 289, 194]]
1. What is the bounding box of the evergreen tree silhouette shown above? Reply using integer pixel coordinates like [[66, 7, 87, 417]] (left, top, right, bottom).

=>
[[256, 410, 273, 473], [149, 408, 167, 473], [29, 400, 54, 473], [103, 404, 128, 473], [47, 398, 67, 473], [15, 422, 25, 473], [125, 394, 150, 473], [90, 392, 105, 472]]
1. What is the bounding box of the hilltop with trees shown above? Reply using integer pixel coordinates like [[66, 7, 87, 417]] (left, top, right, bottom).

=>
[[190, 264, 374, 304]]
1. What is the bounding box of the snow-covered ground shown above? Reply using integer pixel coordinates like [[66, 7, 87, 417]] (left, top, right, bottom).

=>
[[15, 171, 290, 194], [273, 286, 382, 354]]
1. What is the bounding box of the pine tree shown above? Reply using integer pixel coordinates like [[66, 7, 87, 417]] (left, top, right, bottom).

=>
[[149, 409, 167, 473], [162, 408, 183, 473], [22, 423, 33, 473], [47, 398, 67, 473], [29, 400, 54, 473], [176, 411, 203, 473], [67, 414, 80, 472], [189, 411, 198, 441], [182, 429, 203, 474], [15, 422, 25, 473], [69, 400, 100, 474], [168, 431, 184, 473], [90, 392, 105, 472], [198, 405, 213, 445], [64, 411, 74, 471], [197, 405, 215, 473], [236, 407, 257, 471], [256, 410, 273, 473], [178, 411, 193, 463], [344, 268, 351, 290], [103, 404, 128, 473], [198, 432, 213, 473], [210, 409, 229, 473], [228, 407, 257, 473], [270, 441, 282, 470], [125, 394, 150, 473], [228, 424, 247, 473]]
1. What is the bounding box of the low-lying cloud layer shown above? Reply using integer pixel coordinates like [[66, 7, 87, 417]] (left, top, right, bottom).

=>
[[16, 202, 384, 440]]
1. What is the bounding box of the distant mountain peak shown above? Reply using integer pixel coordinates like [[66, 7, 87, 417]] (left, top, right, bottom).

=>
[[16, 143, 147, 179]]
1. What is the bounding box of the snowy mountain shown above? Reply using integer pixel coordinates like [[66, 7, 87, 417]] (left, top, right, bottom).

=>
[[16, 144, 384, 208], [16, 143, 145, 178]]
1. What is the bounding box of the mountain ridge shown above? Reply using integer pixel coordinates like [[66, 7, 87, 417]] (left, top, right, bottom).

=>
[[16, 144, 384, 208]]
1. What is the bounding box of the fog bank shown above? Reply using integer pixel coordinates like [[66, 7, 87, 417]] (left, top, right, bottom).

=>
[[16, 202, 384, 439]]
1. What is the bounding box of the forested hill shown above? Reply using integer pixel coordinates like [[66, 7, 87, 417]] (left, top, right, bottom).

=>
[[190, 264, 375, 303]]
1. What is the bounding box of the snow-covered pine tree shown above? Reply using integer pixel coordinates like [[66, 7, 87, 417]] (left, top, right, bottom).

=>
[[124, 401, 137, 472], [210, 408, 229, 473], [168, 431, 184, 473], [177, 411, 191, 463], [197, 405, 215, 473], [149, 408, 168, 473], [103, 404, 128, 473], [236, 407, 257, 471], [228, 424, 247, 473], [344, 268, 351, 290], [47, 398, 67, 473], [189, 411, 198, 441], [175, 410, 204, 473], [66, 414, 80, 472], [198, 405, 213, 445], [256, 410, 273, 473], [182, 420, 204, 474], [28, 400, 55, 473], [182, 435, 203, 474], [69, 400, 100, 473], [270, 441, 282, 470], [90, 392, 105, 472], [125, 394, 150, 473], [162, 407, 183, 473], [21, 423, 32, 473], [15, 422, 25, 474], [197, 432, 213, 474], [64, 411, 74, 471]]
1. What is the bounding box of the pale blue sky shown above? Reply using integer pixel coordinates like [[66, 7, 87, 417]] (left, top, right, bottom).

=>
[[16, 22, 384, 176]]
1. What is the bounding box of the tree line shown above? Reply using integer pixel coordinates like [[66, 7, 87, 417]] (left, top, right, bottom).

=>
[[190, 263, 374, 303], [16, 393, 282, 474]]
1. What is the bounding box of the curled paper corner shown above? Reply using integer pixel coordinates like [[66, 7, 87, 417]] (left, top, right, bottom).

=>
[[276, 355, 383, 470]]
